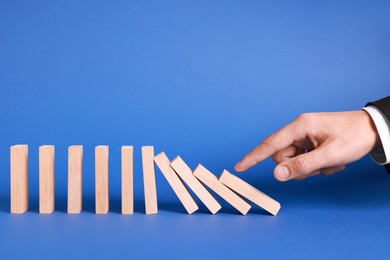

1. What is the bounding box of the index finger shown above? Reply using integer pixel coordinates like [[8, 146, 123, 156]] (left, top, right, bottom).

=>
[[235, 119, 305, 172]]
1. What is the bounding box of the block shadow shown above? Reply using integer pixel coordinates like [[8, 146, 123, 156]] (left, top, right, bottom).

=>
[[154, 200, 189, 214]]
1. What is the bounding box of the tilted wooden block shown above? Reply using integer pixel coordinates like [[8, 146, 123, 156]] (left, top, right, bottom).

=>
[[170, 156, 221, 214], [68, 145, 83, 214], [39, 145, 55, 214], [95, 145, 109, 214], [121, 146, 134, 215], [142, 146, 158, 214], [193, 164, 251, 215], [154, 152, 198, 214], [10, 145, 29, 214], [219, 170, 281, 216]]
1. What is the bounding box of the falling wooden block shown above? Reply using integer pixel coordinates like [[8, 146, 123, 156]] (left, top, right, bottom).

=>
[[39, 145, 55, 214], [193, 164, 251, 215], [10, 145, 29, 214], [170, 156, 221, 214], [219, 170, 281, 216], [68, 145, 83, 214], [154, 152, 198, 214], [121, 146, 134, 215], [142, 146, 158, 214], [95, 145, 109, 214]]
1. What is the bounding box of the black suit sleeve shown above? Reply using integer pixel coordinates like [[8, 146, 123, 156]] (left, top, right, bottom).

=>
[[366, 96, 390, 173]]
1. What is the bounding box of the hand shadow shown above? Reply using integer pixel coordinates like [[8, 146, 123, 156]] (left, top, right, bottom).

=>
[[250, 160, 390, 209]]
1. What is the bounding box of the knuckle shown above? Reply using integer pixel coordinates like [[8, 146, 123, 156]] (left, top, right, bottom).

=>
[[295, 113, 305, 122], [296, 113, 314, 123], [246, 152, 262, 165], [262, 134, 274, 144], [251, 154, 262, 164], [243, 154, 256, 165], [260, 134, 277, 153], [294, 156, 312, 173]]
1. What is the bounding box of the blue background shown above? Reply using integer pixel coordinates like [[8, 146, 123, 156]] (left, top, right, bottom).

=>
[[0, 0, 389, 258]]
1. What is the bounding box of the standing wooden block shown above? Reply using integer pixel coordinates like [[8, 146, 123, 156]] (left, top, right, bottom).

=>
[[10, 145, 29, 214], [142, 146, 158, 214], [95, 145, 109, 214], [219, 170, 281, 216], [170, 156, 221, 214], [154, 152, 198, 214], [193, 164, 251, 215], [68, 145, 83, 214], [39, 145, 55, 214], [122, 146, 134, 215]]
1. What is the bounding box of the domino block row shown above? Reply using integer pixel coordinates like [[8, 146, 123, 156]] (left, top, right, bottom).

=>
[[9, 145, 281, 215]]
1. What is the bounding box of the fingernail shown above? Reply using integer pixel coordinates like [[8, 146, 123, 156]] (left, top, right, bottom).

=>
[[235, 162, 241, 169], [276, 166, 290, 179]]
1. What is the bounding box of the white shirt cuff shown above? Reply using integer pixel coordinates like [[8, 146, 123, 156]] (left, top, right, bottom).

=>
[[362, 106, 390, 165]]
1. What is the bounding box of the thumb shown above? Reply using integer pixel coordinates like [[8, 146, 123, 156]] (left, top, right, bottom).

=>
[[274, 147, 331, 181]]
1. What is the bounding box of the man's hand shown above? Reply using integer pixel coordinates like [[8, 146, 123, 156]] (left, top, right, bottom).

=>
[[234, 111, 380, 181]]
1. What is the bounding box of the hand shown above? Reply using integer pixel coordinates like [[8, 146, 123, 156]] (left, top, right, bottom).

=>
[[234, 110, 380, 181]]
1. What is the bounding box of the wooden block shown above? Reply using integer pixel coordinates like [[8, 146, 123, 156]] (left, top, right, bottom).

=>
[[95, 145, 109, 214], [154, 152, 198, 214], [10, 145, 29, 214], [219, 170, 281, 216], [170, 156, 221, 214], [68, 145, 83, 214], [121, 146, 134, 214], [142, 146, 158, 214], [39, 145, 55, 214], [193, 164, 251, 215]]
